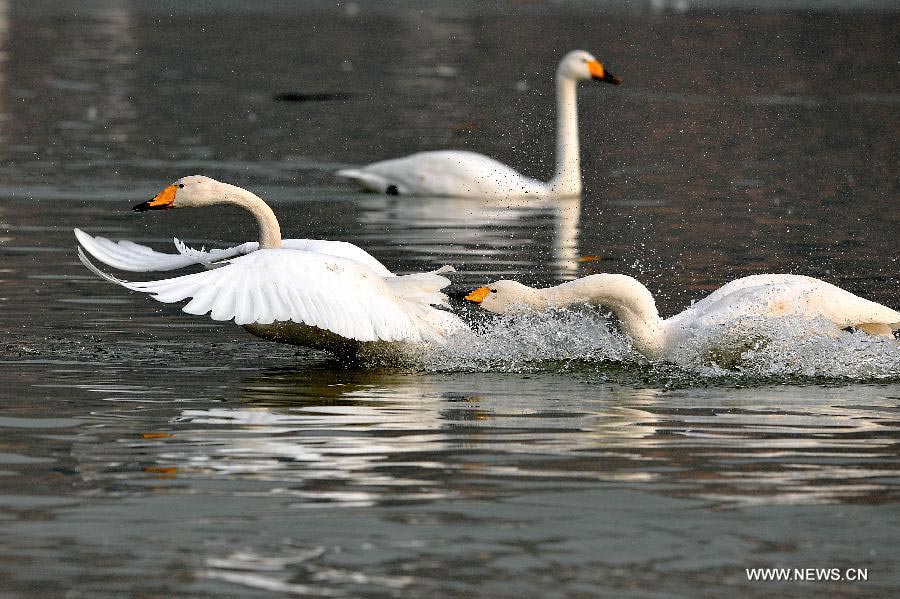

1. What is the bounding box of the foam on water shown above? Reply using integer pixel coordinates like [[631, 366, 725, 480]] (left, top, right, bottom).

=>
[[410, 307, 639, 373], [391, 309, 900, 383], [697, 317, 900, 380]]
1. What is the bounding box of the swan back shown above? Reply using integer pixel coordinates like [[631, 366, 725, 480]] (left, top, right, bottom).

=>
[[673, 274, 900, 331], [338, 151, 548, 198]]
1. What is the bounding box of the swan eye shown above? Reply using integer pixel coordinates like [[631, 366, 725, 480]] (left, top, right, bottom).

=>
[[177, 183, 185, 188], [489, 289, 498, 293]]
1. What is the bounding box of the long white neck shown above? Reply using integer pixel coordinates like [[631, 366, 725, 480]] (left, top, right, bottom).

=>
[[534, 274, 667, 358], [213, 184, 282, 249], [548, 75, 582, 197]]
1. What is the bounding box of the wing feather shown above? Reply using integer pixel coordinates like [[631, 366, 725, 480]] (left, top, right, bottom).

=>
[[269, 279, 293, 323], [183, 282, 223, 317], [76, 229, 394, 277], [78, 247, 461, 343], [233, 281, 256, 326], [174, 238, 256, 265], [210, 284, 236, 321], [74, 228, 198, 272]]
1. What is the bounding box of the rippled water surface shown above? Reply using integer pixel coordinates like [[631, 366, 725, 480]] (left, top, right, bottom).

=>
[[1, 1, 899, 597]]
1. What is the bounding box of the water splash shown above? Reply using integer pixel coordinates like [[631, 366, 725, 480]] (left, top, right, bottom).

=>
[[410, 307, 638, 373], [388, 309, 900, 383], [713, 317, 900, 380]]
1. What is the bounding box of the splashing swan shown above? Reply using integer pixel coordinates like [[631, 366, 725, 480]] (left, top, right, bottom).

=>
[[336, 50, 621, 198], [465, 274, 900, 361], [75, 175, 466, 354]]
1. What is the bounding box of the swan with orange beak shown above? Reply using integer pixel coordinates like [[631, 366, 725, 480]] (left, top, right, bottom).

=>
[[75, 175, 467, 356], [337, 50, 621, 198], [465, 275, 900, 362]]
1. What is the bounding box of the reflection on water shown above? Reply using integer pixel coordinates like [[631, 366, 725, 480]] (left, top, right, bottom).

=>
[[359, 196, 583, 278], [0, 0, 7, 161], [72, 368, 900, 510], [43, 368, 898, 596]]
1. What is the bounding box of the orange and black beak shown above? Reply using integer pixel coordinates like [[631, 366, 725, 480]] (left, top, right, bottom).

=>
[[588, 60, 622, 85], [464, 287, 491, 304], [133, 184, 178, 212]]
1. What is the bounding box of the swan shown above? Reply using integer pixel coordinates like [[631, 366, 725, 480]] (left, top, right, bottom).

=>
[[464, 273, 900, 361], [336, 50, 621, 198], [75, 175, 467, 355]]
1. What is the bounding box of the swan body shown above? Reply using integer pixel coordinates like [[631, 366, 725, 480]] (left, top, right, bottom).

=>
[[466, 273, 900, 361], [336, 50, 621, 199], [337, 150, 551, 198], [76, 175, 466, 354]]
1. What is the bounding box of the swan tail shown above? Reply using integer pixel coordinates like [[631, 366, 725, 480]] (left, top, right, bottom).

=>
[[74, 228, 197, 272], [385, 266, 455, 308], [336, 168, 391, 193], [384, 266, 467, 342], [410, 303, 469, 343]]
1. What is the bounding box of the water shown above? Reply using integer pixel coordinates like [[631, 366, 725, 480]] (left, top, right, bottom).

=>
[[1, 1, 899, 596]]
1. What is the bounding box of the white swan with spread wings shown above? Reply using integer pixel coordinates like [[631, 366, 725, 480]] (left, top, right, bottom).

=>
[[76, 175, 466, 354]]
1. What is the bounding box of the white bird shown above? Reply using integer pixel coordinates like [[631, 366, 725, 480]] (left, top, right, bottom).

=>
[[75, 175, 467, 355], [464, 273, 900, 361], [336, 50, 621, 198]]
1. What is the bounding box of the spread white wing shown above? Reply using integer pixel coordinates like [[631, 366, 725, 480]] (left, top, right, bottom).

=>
[[78, 247, 460, 343], [74, 228, 206, 271], [74, 229, 393, 276]]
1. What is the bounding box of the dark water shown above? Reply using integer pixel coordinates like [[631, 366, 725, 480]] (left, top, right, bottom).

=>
[[1, 1, 899, 597]]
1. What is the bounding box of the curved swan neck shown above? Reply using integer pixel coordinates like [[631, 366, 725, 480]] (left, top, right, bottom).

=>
[[549, 75, 581, 197], [213, 184, 282, 249], [537, 274, 667, 358]]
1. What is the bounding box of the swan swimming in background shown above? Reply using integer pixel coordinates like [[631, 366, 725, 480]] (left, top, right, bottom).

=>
[[465, 273, 900, 361], [75, 175, 466, 355], [336, 50, 621, 198]]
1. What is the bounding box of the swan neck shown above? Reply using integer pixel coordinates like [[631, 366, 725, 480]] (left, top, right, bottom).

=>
[[220, 187, 282, 249], [539, 275, 666, 358], [549, 75, 581, 197]]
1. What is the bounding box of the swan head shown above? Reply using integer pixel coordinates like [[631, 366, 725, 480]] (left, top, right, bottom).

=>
[[558, 50, 621, 85], [133, 175, 225, 211], [464, 280, 543, 314]]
